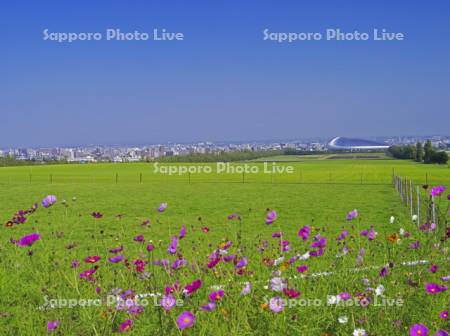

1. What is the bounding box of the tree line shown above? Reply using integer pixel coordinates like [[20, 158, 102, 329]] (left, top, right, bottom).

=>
[[387, 140, 448, 164]]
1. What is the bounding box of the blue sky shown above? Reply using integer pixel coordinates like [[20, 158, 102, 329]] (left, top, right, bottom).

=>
[[2, 0, 449, 147]]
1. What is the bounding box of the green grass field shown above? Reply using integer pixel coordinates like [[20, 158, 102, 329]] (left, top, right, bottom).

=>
[[0, 159, 448, 335]]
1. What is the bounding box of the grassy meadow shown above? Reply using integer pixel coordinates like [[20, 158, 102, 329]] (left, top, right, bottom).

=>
[[0, 158, 448, 335]]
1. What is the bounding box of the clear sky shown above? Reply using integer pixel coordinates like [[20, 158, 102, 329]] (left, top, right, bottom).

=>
[[2, 0, 449, 147]]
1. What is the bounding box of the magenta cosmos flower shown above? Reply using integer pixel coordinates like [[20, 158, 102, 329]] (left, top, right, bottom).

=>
[[296, 265, 308, 273], [47, 320, 60, 331], [265, 210, 277, 224], [440, 310, 449, 319], [119, 319, 133, 333], [425, 283, 448, 294], [146, 244, 155, 252], [134, 235, 145, 242], [200, 302, 216, 311], [42, 195, 57, 208], [16, 233, 41, 247], [84, 255, 101, 263], [183, 279, 202, 296], [209, 290, 225, 302], [158, 203, 168, 212], [298, 225, 311, 240], [176, 311, 195, 330], [410, 324, 428, 336], [108, 255, 124, 263], [430, 185, 446, 197], [109, 245, 124, 254], [235, 257, 248, 269], [346, 209, 358, 221], [91, 211, 103, 218]]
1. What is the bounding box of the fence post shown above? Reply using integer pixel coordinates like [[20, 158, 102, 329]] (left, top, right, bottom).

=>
[[416, 186, 420, 225], [409, 180, 413, 217]]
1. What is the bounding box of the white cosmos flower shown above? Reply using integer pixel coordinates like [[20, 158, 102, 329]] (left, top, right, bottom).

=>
[[390, 216, 395, 224], [338, 316, 348, 324], [353, 328, 367, 336], [327, 295, 340, 305], [375, 284, 385, 296], [412, 214, 418, 221], [274, 256, 284, 266], [298, 251, 310, 260], [270, 277, 286, 292]]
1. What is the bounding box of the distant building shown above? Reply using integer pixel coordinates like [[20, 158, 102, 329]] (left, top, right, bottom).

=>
[[328, 137, 389, 150]]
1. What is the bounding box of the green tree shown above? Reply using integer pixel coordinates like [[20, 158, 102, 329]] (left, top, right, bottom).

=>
[[430, 151, 449, 164], [415, 142, 423, 162], [423, 140, 433, 164]]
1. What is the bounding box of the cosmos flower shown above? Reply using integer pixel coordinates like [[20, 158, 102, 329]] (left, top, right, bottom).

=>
[[179, 225, 186, 239], [410, 241, 420, 249], [42, 195, 57, 208], [346, 209, 358, 221], [430, 185, 446, 197], [134, 235, 145, 243], [47, 320, 60, 331], [409, 324, 428, 336], [440, 310, 449, 319], [380, 266, 389, 278], [352, 329, 367, 336], [311, 236, 327, 248], [201, 227, 210, 233], [235, 257, 248, 269], [119, 319, 133, 333], [298, 226, 311, 241], [296, 265, 308, 273], [269, 296, 285, 313], [79, 268, 97, 281], [336, 230, 349, 241], [16, 233, 41, 247], [272, 231, 282, 238], [168, 236, 178, 254], [172, 259, 187, 270], [109, 246, 124, 254], [91, 212, 103, 219], [425, 283, 448, 294], [146, 244, 155, 252], [209, 290, 225, 301], [270, 277, 287, 292], [283, 288, 300, 298], [84, 256, 101, 263], [338, 292, 352, 300], [241, 282, 251, 296], [227, 213, 238, 220], [176, 311, 195, 330], [158, 203, 168, 212], [108, 255, 124, 263], [434, 330, 449, 336], [160, 294, 176, 311], [265, 210, 277, 224], [133, 259, 146, 273], [429, 264, 439, 273], [71, 260, 80, 268], [183, 279, 202, 296], [338, 316, 348, 324], [390, 216, 395, 224], [200, 302, 216, 311], [368, 227, 377, 240]]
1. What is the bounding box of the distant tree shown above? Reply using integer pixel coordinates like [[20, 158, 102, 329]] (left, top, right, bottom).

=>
[[430, 151, 448, 164], [423, 140, 433, 164], [415, 142, 423, 162]]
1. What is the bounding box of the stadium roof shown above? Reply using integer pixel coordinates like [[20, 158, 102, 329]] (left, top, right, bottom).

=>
[[328, 137, 389, 150]]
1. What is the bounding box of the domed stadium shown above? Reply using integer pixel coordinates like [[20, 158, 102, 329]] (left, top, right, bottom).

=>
[[328, 137, 389, 150]]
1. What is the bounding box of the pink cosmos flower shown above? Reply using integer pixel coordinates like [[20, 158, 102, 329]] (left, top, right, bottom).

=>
[[16, 233, 41, 247], [201, 226, 210, 233], [160, 294, 176, 311], [283, 288, 301, 298], [109, 245, 124, 254], [176, 311, 195, 330], [168, 236, 178, 254], [346, 209, 358, 221], [146, 244, 155, 252], [134, 235, 145, 243], [184, 279, 202, 296], [108, 255, 124, 263], [179, 225, 186, 239], [265, 210, 277, 224], [440, 310, 449, 319], [42, 195, 57, 208], [241, 282, 251, 296], [296, 265, 308, 273], [158, 203, 168, 212], [430, 185, 446, 197], [235, 257, 248, 269], [200, 302, 216, 311], [269, 296, 285, 313]]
